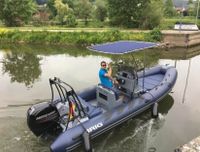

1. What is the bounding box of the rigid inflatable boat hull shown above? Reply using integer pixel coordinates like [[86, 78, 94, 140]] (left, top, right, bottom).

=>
[[50, 65, 177, 152]]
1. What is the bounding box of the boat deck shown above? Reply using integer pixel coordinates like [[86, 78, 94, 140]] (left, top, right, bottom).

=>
[[138, 73, 164, 91]]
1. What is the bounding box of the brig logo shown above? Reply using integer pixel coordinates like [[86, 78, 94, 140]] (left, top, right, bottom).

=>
[[87, 122, 103, 133]]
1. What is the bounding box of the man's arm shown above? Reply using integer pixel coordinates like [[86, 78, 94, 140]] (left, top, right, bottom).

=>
[[104, 63, 112, 79], [104, 63, 118, 85]]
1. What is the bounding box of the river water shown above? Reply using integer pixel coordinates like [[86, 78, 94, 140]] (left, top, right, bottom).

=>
[[0, 44, 200, 152]]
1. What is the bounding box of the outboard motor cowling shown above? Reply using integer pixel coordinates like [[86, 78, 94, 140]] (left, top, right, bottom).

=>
[[27, 77, 89, 137], [27, 102, 60, 136]]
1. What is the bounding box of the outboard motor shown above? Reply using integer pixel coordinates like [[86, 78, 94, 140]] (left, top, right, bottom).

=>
[[27, 77, 88, 136], [27, 102, 60, 136]]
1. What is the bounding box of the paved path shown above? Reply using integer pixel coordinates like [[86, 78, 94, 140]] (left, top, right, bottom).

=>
[[1, 27, 149, 33]]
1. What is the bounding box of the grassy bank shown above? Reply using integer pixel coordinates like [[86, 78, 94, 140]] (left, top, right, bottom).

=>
[[0, 28, 160, 46]]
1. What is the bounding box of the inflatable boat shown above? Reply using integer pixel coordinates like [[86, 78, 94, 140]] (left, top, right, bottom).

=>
[[27, 41, 177, 152]]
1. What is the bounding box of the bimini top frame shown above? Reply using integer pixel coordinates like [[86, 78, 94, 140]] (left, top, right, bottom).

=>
[[87, 40, 159, 55], [88, 40, 159, 94]]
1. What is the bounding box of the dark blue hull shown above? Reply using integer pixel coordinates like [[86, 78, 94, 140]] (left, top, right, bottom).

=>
[[50, 65, 177, 152]]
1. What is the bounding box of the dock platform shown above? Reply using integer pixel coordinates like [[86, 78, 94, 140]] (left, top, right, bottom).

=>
[[162, 30, 200, 48], [175, 136, 200, 152]]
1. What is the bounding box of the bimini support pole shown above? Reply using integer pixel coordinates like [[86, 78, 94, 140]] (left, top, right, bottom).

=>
[[82, 131, 92, 152], [142, 49, 146, 92]]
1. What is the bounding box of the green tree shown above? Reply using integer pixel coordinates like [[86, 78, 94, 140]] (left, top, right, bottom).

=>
[[47, 0, 57, 19], [74, 0, 93, 25], [63, 13, 77, 27], [62, 0, 75, 9], [107, 0, 150, 28], [0, 0, 36, 26], [188, 0, 195, 16], [95, 0, 107, 22], [193, 1, 200, 18], [54, 0, 71, 25], [139, 0, 163, 29], [164, 0, 176, 17]]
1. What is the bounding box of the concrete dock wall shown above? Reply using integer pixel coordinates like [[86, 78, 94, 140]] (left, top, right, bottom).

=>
[[162, 30, 200, 48], [175, 136, 200, 152]]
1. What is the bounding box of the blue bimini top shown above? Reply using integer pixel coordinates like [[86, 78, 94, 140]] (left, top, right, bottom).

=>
[[87, 41, 158, 54]]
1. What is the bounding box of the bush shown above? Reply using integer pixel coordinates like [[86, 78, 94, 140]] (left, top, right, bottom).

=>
[[106, 29, 122, 41], [63, 14, 77, 27], [146, 28, 162, 42], [0, 29, 160, 45]]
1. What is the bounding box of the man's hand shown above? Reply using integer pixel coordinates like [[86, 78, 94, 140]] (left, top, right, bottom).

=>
[[105, 62, 112, 78], [108, 62, 112, 69]]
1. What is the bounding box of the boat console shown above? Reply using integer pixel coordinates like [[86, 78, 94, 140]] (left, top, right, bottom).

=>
[[96, 85, 121, 110], [116, 70, 138, 97], [96, 67, 141, 110]]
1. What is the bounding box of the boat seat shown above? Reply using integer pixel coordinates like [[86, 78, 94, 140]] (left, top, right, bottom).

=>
[[78, 96, 102, 119], [96, 85, 122, 110], [98, 84, 120, 100]]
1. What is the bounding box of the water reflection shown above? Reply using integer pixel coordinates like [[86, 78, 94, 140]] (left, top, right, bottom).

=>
[[0, 44, 92, 57], [159, 45, 200, 60], [0, 44, 161, 90], [158, 95, 174, 115], [2, 51, 41, 88]]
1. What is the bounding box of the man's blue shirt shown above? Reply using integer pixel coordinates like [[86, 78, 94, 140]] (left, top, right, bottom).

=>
[[99, 68, 113, 88]]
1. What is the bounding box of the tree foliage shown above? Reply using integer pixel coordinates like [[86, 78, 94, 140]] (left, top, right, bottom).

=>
[[164, 0, 176, 17], [74, 0, 93, 25], [95, 0, 107, 22], [107, 0, 150, 28], [54, 0, 72, 25], [63, 13, 77, 27], [0, 0, 36, 26], [62, 0, 75, 9], [47, 0, 57, 18], [188, 0, 200, 16], [140, 0, 163, 29]]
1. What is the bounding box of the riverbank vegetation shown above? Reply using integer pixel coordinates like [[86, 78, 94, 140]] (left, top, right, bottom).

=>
[[0, 28, 161, 45]]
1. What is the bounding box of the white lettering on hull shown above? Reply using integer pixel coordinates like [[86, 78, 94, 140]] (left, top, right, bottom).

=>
[[86, 122, 103, 133]]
